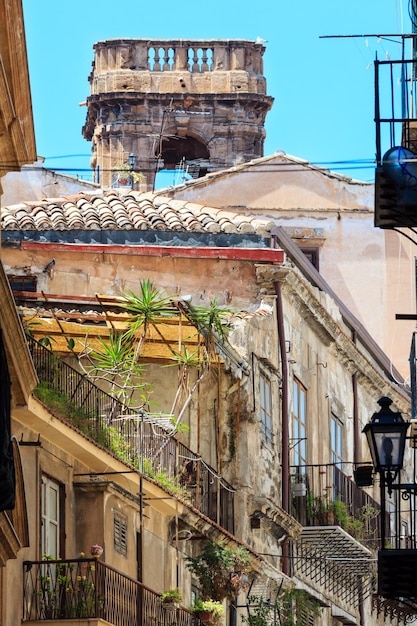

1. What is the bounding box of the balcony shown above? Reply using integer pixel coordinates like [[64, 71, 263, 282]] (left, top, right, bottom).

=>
[[91, 38, 267, 79], [374, 56, 417, 228], [28, 336, 234, 533], [291, 463, 381, 545], [23, 558, 200, 626], [290, 464, 376, 611]]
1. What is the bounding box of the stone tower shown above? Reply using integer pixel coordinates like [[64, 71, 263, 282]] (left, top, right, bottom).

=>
[[82, 38, 274, 190]]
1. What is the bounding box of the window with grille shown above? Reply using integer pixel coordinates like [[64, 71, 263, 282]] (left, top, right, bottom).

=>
[[260, 372, 273, 447], [113, 511, 127, 556], [298, 608, 316, 626]]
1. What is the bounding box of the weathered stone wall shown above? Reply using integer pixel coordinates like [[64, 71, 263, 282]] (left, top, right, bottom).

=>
[[83, 39, 273, 190]]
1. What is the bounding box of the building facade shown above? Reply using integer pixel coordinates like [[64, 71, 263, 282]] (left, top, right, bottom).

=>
[[1, 5, 416, 623], [0, 188, 413, 624], [162, 152, 415, 380]]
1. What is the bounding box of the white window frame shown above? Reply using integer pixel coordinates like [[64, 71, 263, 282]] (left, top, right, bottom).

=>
[[330, 413, 343, 468], [292, 379, 307, 467], [41, 475, 61, 559]]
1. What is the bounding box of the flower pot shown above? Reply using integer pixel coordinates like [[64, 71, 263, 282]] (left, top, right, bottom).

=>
[[90, 544, 103, 558], [197, 610, 217, 626], [162, 602, 179, 611], [293, 482, 307, 497]]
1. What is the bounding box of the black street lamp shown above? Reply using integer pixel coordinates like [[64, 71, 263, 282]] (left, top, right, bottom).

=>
[[362, 396, 409, 494], [362, 397, 417, 600], [128, 153, 136, 189]]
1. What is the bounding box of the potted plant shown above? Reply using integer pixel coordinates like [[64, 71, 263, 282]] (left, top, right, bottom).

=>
[[90, 544, 103, 559], [185, 540, 251, 602], [112, 162, 144, 188], [191, 598, 224, 625], [160, 588, 183, 610], [306, 494, 337, 525]]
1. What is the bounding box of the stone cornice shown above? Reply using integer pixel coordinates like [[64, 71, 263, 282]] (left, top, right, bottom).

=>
[[256, 264, 410, 414], [250, 496, 303, 541]]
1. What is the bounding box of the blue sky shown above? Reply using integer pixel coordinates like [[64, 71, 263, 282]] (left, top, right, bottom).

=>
[[22, 0, 408, 186]]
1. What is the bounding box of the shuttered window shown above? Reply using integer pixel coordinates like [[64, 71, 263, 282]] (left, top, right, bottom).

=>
[[114, 511, 127, 556]]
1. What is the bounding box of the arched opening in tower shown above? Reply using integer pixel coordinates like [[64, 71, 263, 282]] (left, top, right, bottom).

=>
[[157, 135, 210, 181]]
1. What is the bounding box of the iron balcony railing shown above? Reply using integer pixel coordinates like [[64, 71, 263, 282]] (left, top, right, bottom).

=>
[[291, 463, 383, 548], [23, 558, 200, 626], [28, 336, 234, 533]]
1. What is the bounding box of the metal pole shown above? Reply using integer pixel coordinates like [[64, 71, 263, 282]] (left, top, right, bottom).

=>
[[375, 59, 382, 165], [380, 473, 387, 548]]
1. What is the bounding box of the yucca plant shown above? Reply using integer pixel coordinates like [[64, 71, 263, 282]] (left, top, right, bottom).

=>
[[119, 280, 175, 345], [73, 283, 238, 438], [77, 332, 149, 408], [187, 297, 233, 342]]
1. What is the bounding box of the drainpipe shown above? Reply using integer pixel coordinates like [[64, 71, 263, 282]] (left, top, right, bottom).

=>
[[352, 330, 360, 465], [352, 329, 365, 626], [274, 279, 290, 576]]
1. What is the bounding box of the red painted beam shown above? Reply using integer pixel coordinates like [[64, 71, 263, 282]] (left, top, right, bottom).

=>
[[21, 241, 285, 263]]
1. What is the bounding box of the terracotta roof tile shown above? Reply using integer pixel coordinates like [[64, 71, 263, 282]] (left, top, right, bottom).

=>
[[1, 190, 275, 236]]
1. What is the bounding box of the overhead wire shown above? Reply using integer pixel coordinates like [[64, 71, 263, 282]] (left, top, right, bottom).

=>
[[0, 159, 378, 175]]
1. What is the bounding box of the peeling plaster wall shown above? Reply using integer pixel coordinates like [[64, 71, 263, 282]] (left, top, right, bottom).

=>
[[1, 247, 261, 309], [166, 156, 415, 378]]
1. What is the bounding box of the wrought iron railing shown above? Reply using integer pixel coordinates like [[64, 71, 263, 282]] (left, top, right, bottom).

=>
[[291, 463, 383, 548], [23, 558, 200, 626], [28, 336, 234, 533]]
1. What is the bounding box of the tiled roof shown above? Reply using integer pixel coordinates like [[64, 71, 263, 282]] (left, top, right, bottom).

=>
[[1, 190, 275, 235]]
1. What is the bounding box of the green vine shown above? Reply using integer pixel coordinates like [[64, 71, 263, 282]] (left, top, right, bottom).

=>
[[228, 411, 237, 460], [185, 540, 251, 602]]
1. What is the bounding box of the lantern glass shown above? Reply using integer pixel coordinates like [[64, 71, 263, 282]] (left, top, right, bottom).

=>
[[364, 422, 409, 472], [363, 397, 409, 475]]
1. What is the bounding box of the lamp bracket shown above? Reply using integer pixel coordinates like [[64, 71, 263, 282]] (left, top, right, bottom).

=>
[[390, 483, 417, 499]]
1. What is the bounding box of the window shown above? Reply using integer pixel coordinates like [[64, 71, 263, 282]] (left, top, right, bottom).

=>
[[331, 413, 344, 499], [292, 379, 307, 467], [41, 476, 63, 559], [260, 372, 273, 447], [330, 413, 343, 468], [300, 248, 319, 271], [114, 511, 127, 556], [7, 274, 37, 293]]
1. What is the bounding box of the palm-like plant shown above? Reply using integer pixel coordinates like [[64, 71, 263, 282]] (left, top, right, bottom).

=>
[[186, 297, 233, 342], [119, 280, 175, 345], [95, 280, 176, 406], [77, 284, 238, 435], [77, 332, 150, 409], [87, 333, 140, 376]]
